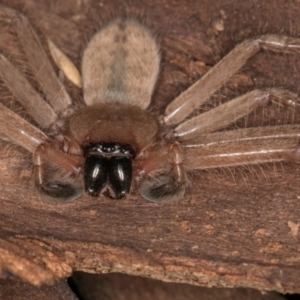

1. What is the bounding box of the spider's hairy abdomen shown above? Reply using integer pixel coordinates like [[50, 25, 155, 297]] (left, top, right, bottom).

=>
[[82, 18, 160, 110]]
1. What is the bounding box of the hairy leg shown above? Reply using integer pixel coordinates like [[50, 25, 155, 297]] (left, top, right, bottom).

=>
[[183, 125, 300, 147], [164, 35, 300, 126], [0, 102, 83, 202], [0, 5, 72, 117], [175, 89, 300, 141], [184, 132, 300, 170], [0, 54, 57, 128], [0, 103, 48, 152]]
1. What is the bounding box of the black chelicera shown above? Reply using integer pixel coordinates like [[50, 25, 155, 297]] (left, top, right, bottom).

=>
[[84, 142, 135, 198]]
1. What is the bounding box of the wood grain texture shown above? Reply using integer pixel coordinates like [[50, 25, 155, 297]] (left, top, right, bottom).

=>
[[0, 0, 300, 297]]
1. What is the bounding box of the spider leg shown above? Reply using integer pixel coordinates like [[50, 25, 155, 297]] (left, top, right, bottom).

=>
[[164, 35, 300, 126], [183, 130, 300, 170], [0, 102, 83, 201], [34, 142, 82, 177], [175, 88, 300, 141], [0, 103, 48, 153], [183, 125, 300, 146], [0, 54, 57, 129], [0, 102, 82, 172], [0, 5, 72, 116]]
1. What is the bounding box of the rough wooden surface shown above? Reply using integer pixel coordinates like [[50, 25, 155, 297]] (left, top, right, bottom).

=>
[[0, 0, 300, 298]]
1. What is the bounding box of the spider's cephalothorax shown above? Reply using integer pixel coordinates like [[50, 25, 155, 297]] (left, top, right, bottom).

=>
[[1, 5, 300, 203]]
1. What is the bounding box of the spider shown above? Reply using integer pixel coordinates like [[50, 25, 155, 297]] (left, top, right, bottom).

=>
[[0, 5, 300, 203]]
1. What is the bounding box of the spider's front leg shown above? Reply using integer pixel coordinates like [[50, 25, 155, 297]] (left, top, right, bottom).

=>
[[136, 142, 189, 203], [0, 103, 84, 202]]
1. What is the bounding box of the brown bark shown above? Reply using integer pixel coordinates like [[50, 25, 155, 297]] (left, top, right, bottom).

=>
[[1, 0, 300, 297]]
